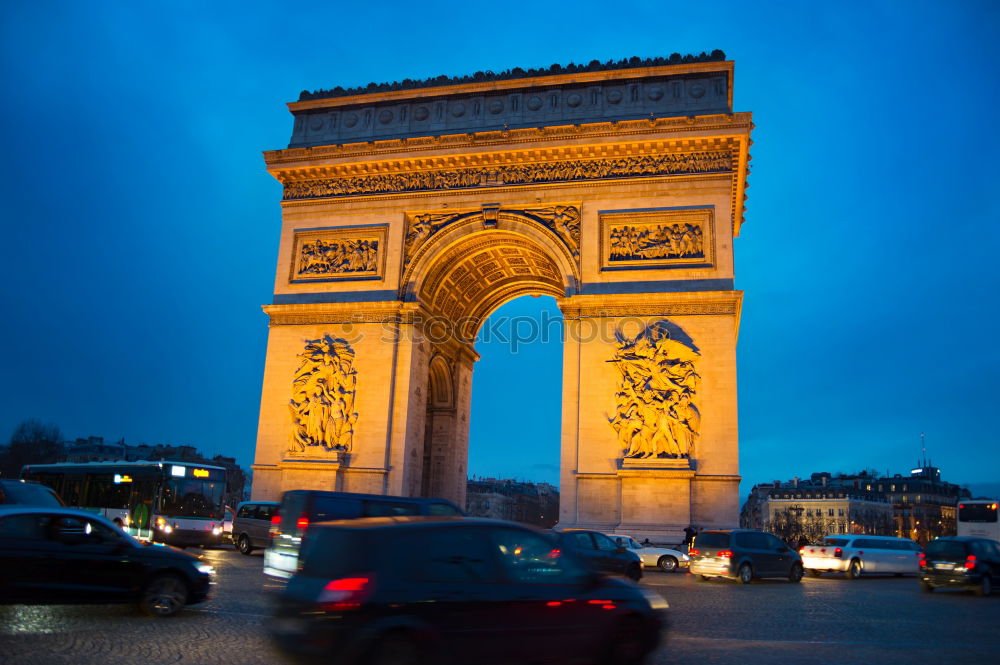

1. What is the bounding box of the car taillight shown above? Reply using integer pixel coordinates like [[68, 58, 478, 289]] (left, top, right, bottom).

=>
[[834, 547, 843, 558], [798, 548, 805, 555], [688, 549, 699, 557], [269, 513, 281, 536], [318, 576, 373, 611], [965, 555, 977, 570], [297, 514, 309, 531], [717, 550, 733, 558], [919, 555, 926, 567]]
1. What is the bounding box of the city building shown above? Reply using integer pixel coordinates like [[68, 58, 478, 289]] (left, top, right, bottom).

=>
[[741, 466, 971, 545], [466, 477, 559, 528]]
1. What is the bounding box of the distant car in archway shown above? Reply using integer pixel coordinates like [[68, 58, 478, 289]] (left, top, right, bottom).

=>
[[614, 534, 690, 572]]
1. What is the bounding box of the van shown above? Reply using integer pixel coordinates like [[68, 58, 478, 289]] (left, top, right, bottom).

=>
[[231, 501, 279, 555], [263, 490, 466, 579], [800, 534, 922, 578]]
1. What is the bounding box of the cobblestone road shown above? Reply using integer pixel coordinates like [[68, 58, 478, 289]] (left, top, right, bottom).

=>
[[2, 546, 999, 665]]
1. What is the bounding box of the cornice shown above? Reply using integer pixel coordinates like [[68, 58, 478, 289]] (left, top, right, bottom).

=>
[[557, 291, 742, 318], [264, 113, 752, 167], [263, 301, 426, 326]]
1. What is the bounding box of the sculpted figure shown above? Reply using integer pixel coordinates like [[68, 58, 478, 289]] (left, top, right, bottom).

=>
[[288, 336, 358, 454], [608, 322, 701, 459]]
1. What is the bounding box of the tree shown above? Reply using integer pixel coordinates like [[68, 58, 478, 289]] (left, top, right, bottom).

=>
[[0, 419, 63, 478]]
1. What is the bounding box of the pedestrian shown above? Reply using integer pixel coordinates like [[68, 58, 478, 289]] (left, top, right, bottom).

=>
[[683, 524, 697, 551], [642, 537, 651, 546]]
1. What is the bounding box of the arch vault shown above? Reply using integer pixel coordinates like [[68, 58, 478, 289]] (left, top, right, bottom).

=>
[[252, 56, 753, 538]]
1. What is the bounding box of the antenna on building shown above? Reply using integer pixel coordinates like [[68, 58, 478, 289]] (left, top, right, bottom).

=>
[[921, 432, 927, 468]]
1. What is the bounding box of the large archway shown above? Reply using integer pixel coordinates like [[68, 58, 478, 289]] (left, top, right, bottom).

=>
[[251, 57, 753, 539]]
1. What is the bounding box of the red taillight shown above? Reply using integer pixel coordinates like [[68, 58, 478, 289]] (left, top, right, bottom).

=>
[[271, 515, 280, 527], [548, 548, 561, 558], [688, 549, 699, 557], [296, 514, 309, 531], [798, 548, 805, 555], [965, 555, 977, 570], [820, 548, 826, 553], [919, 555, 926, 567], [717, 550, 733, 558], [834, 547, 843, 558], [269, 513, 281, 537], [318, 576, 373, 611]]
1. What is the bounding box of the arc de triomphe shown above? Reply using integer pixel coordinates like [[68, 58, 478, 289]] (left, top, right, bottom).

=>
[[251, 54, 752, 539]]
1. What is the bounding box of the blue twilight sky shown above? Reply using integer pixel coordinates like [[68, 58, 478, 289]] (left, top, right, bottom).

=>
[[1, 1, 998, 499]]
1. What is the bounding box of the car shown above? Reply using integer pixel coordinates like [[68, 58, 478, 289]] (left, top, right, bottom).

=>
[[0, 505, 215, 616], [920, 536, 1000, 596], [0, 479, 64, 507], [800, 534, 922, 578], [270, 516, 668, 665], [614, 535, 690, 572], [264, 490, 465, 579], [689, 529, 803, 583], [552, 528, 643, 581], [222, 505, 234, 542], [232, 500, 279, 555]]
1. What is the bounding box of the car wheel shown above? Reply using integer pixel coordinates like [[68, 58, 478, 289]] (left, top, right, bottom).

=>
[[625, 563, 642, 581], [807, 569, 822, 578], [788, 563, 803, 583], [738, 563, 753, 584], [367, 632, 421, 665], [657, 556, 678, 573], [238, 534, 253, 555], [846, 559, 862, 579], [921, 581, 935, 593], [601, 617, 647, 665], [976, 575, 992, 597], [139, 574, 188, 617]]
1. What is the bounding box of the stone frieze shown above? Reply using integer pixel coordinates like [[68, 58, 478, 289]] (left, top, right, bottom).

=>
[[290, 225, 387, 282], [601, 207, 714, 270], [287, 335, 358, 456], [283, 151, 733, 201]]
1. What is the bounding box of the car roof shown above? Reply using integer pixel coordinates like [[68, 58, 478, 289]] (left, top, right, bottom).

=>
[[0, 505, 116, 521], [309, 515, 521, 530], [236, 500, 279, 508]]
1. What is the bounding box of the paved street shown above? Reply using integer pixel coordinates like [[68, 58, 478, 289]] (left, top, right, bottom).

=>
[[2, 546, 999, 665]]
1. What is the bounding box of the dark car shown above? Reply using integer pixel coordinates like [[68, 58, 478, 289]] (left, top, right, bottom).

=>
[[688, 529, 803, 584], [270, 516, 668, 665], [553, 529, 643, 581], [0, 479, 64, 507], [264, 490, 465, 579], [920, 536, 1000, 596], [233, 500, 279, 555], [0, 506, 215, 616]]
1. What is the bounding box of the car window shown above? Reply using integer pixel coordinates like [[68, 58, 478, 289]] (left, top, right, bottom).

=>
[[362, 500, 421, 517], [824, 538, 849, 546], [567, 532, 595, 549], [407, 528, 502, 583], [46, 515, 120, 544], [257, 505, 275, 520], [427, 502, 463, 516], [695, 532, 730, 548], [734, 532, 761, 549], [491, 528, 589, 584], [764, 534, 785, 549], [593, 533, 619, 551], [627, 538, 642, 549], [926, 540, 966, 559], [310, 496, 362, 521], [237, 505, 253, 518], [0, 514, 45, 539]]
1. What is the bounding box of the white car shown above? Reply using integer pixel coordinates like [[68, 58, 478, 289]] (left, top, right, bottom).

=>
[[614, 535, 690, 572], [800, 534, 922, 578]]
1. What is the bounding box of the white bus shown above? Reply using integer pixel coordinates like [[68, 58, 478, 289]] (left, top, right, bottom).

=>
[[21, 460, 228, 547], [957, 499, 1000, 543]]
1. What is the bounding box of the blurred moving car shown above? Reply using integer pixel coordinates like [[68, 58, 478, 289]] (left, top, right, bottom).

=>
[[800, 535, 922, 579], [222, 506, 234, 543], [0, 505, 214, 616], [920, 536, 1000, 596], [233, 500, 279, 555], [689, 529, 803, 584], [614, 535, 690, 572], [0, 479, 64, 507], [553, 529, 643, 581], [270, 516, 668, 665], [264, 490, 465, 579]]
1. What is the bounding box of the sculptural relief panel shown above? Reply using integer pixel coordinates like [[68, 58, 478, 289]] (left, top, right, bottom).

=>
[[608, 321, 701, 462], [600, 208, 714, 271], [290, 225, 388, 282], [287, 335, 359, 458]]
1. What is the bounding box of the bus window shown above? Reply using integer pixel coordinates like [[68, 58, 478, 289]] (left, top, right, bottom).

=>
[[959, 502, 998, 523], [161, 478, 224, 519]]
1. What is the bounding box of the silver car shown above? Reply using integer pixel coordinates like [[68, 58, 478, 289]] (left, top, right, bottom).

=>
[[615, 534, 691, 572], [801, 534, 922, 578]]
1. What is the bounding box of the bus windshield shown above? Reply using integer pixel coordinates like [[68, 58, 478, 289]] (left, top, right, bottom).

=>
[[161, 477, 225, 519], [959, 502, 998, 523]]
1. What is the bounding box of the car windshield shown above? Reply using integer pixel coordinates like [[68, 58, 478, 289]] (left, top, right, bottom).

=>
[[628, 538, 642, 548], [823, 538, 849, 546], [694, 532, 729, 548], [160, 478, 225, 518]]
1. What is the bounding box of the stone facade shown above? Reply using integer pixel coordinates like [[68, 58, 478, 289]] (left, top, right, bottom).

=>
[[252, 58, 753, 541]]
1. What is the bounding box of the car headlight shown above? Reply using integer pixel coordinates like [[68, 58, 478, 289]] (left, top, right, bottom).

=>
[[212, 527, 222, 535], [640, 587, 669, 611], [196, 563, 216, 576]]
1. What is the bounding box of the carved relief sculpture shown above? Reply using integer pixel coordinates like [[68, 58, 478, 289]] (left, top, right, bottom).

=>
[[291, 226, 387, 281], [288, 335, 358, 455], [608, 321, 701, 459], [521, 205, 580, 259], [601, 208, 714, 270]]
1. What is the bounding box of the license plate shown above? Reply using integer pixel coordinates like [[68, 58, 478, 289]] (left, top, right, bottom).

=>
[[933, 562, 953, 570]]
